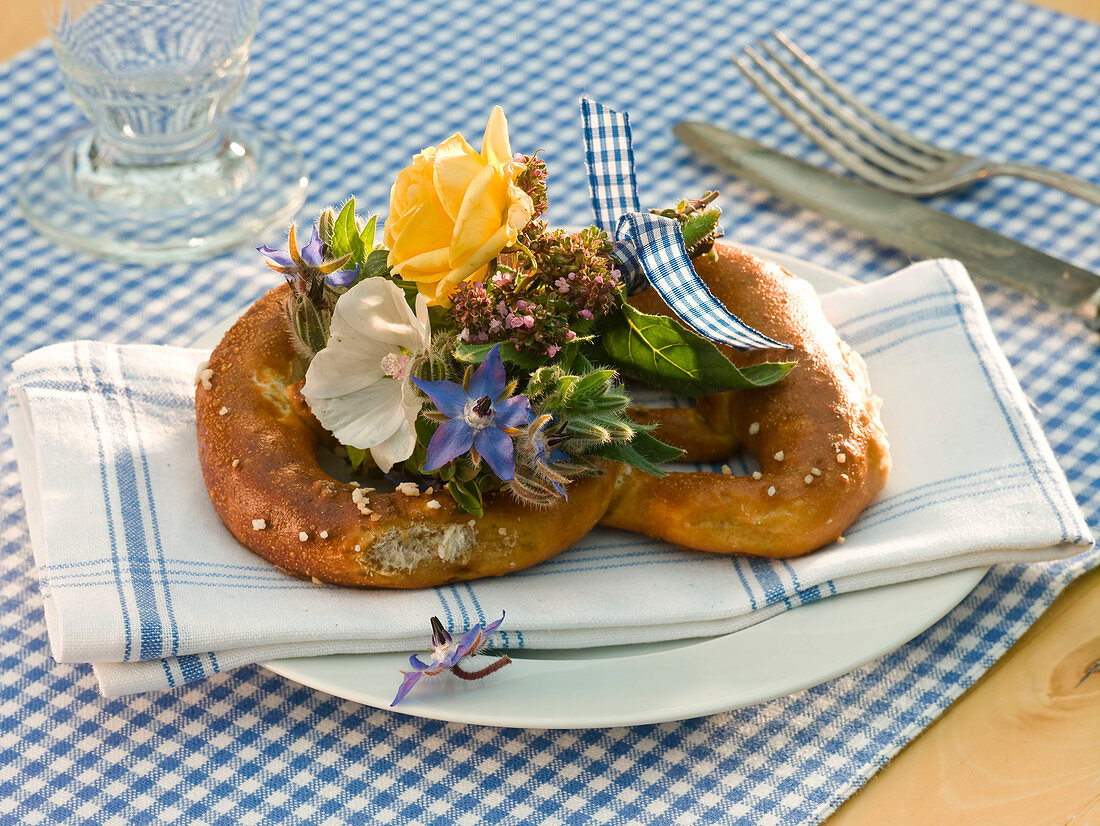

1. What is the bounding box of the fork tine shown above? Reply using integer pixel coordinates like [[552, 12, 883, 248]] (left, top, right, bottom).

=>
[[735, 51, 905, 192], [770, 30, 949, 161], [742, 44, 934, 182], [756, 36, 942, 174]]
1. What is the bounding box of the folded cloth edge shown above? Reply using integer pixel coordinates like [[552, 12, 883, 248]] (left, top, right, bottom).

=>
[[7, 260, 1095, 695], [923, 259, 1092, 548]]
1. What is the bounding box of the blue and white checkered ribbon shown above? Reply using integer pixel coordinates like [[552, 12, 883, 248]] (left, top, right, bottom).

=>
[[581, 98, 788, 350]]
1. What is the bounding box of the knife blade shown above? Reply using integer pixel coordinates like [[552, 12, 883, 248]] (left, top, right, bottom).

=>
[[674, 121, 1100, 316]]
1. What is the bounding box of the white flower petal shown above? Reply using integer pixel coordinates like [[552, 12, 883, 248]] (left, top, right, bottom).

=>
[[302, 333, 388, 399], [414, 293, 430, 335], [369, 418, 418, 473], [367, 379, 423, 472], [299, 277, 430, 463], [309, 379, 408, 450], [334, 277, 430, 351]]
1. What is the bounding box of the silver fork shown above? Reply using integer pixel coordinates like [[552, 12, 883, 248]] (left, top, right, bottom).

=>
[[735, 31, 1100, 207]]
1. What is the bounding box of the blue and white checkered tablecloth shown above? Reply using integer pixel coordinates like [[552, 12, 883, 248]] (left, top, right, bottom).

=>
[[1, 0, 1098, 822]]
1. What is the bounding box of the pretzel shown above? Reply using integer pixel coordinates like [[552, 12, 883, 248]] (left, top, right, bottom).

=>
[[197, 244, 888, 584], [195, 283, 618, 588], [600, 244, 891, 557]]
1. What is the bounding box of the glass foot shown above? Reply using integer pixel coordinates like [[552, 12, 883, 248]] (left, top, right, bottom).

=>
[[17, 117, 308, 264]]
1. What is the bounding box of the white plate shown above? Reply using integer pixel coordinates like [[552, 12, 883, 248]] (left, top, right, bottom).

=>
[[198, 246, 986, 728]]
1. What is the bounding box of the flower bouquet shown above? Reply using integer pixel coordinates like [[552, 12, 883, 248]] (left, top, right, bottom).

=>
[[258, 106, 790, 519]]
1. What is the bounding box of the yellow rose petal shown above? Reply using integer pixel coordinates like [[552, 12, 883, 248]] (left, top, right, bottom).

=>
[[481, 105, 513, 169], [504, 180, 535, 239], [388, 194, 453, 264], [416, 276, 454, 305], [394, 265, 452, 285], [420, 261, 488, 307], [383, 107, 531, 309], [384, 151, 436, 248], [453, 224, 512, 281], [383, 201, 418, 251], [433, 134, 485, 221], [390, 248, 450, 277], [450, 165, 507, 265]]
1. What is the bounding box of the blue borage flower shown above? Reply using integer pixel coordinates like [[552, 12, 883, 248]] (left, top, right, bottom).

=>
[[259, 224, 358, 291], [391, 613, 510, 706], [413, 344, 533, 481]]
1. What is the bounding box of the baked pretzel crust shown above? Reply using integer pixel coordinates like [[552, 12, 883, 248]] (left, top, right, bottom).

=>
[[600, 244, 890, 557], [196, 283, 618, 588]]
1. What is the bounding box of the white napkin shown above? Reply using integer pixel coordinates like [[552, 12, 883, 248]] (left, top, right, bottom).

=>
[[8, 260, 1091, 696]]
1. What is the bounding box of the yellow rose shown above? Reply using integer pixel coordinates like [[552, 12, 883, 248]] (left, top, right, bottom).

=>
[[383, 106, 535, 306]]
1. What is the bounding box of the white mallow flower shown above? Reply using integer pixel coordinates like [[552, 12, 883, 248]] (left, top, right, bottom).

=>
[[302, 277, 430, 473]]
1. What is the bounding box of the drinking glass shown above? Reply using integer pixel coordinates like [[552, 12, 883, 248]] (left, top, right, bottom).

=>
[[17, 0, 308, 263]]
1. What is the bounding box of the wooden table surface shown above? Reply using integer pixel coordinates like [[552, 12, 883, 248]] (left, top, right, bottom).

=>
[[4, 2, 1099, 823]]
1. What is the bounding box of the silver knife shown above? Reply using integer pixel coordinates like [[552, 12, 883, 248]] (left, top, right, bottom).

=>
[[674, 121, 1100, 318]]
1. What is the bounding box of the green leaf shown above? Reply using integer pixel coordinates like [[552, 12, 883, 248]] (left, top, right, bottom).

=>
[[447, 479, 484, 518], [332, 198, 355, 248], [598, 303, 794, 397], [404, 415, 439, 477], [557, 341, 584, 373], [358, 214, 377, 252], [588, 430, 683, 477], [331, 199, 365, 264], [570, 350, 595, 375], [357, 248, 392, 283], [454, 341, 546, 371], [345, 445, 368, 472], [425, 304, 453, 330]]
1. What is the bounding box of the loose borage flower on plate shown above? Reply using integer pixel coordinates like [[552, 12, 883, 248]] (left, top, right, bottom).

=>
[[391, 614, 511, 707], [259, 106, 792, 518]]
